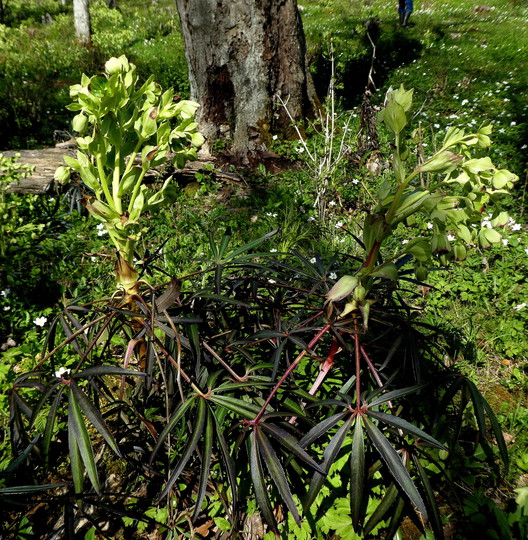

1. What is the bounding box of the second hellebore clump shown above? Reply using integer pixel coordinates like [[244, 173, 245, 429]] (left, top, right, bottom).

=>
[[55, 55, 204, 299]]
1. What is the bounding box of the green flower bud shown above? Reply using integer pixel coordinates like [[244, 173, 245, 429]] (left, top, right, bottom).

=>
[[54, 166, 71, 185], [72, 113, 88, 133], [353, 285, 367, 302]]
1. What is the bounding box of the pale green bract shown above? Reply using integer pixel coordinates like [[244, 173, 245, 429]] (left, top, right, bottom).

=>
[[54, 55, 204, 293]]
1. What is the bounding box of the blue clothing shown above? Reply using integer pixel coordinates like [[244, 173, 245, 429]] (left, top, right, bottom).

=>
[[398, 0, 413, 13]]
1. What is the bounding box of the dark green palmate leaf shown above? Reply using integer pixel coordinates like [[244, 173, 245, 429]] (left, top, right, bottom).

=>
[[150, 395, 197, 462], [192, 407, 214, 522], [412, 454, 444, 539], [42, 385, 66, 468], [157, 397, 207, 501], [350, 416, 365, 528], [260, 422, 325, 475], [249, 430, 278, 532], [0, 483, 68, 496], [256, 426, 302, 526], [465, 378, 509, 472], [365, 410, 447, 450], [68, 388, 100, 495], [362, 415, 427, 519], [70, 381, 121, 457], [304, 414, 355, 511]]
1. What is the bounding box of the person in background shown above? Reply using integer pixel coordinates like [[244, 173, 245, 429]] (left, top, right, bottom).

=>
[[398, 0, 413, 26]]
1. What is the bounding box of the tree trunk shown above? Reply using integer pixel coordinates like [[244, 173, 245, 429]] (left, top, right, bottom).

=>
[[73, 0, 91, 46], [175, 0, 319, 164]]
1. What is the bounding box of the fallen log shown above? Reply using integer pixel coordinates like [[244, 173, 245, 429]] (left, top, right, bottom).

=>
[[2, 146, 244, 195]]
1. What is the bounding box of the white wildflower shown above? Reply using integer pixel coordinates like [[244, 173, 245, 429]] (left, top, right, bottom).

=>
[[502, 238, 509, 246], [1, 288, 10, 298], [513, 303, 527, 311], [310, 257, 317, 263], [427, 223, 434, 230], [447, 234, 456, 242], [329, 272, 337, 280], [96, 223, 108, 236], [54, 366, 71, 379], [335, 221, 344, 229], [34, 316, 48, 327], [402, 239, 409, 245], [328, 201, 336, 207], [270, 248, 277, 253]]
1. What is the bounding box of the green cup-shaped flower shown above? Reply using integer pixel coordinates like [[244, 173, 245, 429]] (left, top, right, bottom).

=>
[[105, 55, 130, 75]]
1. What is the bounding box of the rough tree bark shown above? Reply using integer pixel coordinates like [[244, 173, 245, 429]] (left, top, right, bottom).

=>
[[175, 0, 319, 164], [73, 0, 91, 46]]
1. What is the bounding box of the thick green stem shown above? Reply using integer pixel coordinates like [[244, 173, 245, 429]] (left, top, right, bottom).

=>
[[112, 147, 122, 214], [127, 167, 148, 215], [96, 157, 117, 212]]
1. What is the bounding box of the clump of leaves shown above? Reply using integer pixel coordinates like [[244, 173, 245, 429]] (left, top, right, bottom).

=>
[[55, 55, 204, 296]]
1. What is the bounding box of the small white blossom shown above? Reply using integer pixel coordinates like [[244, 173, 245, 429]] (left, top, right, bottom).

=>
[[90, 256, 97, 262], [511, 223, 522, 231], [268, 279, 276, 284], [328, 201, 336, 207], [270, 248, 277, 253], [1, 288, 10, 298], [329, 272, 337, 280], [296, 147, 305, 154], [96, 223, 108, 236], [308, 216, 315, 222], [34, 316, 48, 327], [502, 238, 509, 246], [513, 303, 527, 311], [352, 178, 359, 185], [426, 222, 434, 230], [272, 135, 278, 140], [447, 234, 456, 242], [525, 247, 528, 255], [310, 257, 317, 263], [335, 221, 344, 229], [510, 121, 517, 127], [402, 239, 409, 245], [265, 212, 278, 218], [54, 366, 71, 379]]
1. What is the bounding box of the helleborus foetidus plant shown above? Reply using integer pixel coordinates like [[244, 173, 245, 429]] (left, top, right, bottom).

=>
[[327, 85, 518, 322], [55, 55, 204, 296]]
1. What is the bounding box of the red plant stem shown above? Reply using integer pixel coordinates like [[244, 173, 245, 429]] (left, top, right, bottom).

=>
[[354, 319, 361, 410], [203, 341, 246, 383], [362, 239, 381, 272], [360, 345, 384, 389], [252, 323, 332, 425]]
